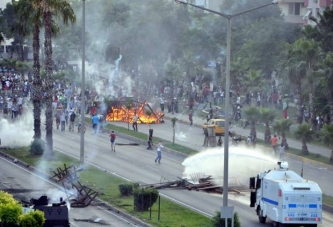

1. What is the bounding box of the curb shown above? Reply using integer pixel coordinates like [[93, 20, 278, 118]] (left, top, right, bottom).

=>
[[0, 149, 152, 227]]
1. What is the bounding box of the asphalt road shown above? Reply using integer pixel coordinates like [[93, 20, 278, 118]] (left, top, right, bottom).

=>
[[49, 124, 333, 227], [0, 155, 149, 227], [111, 117, 333, 198]]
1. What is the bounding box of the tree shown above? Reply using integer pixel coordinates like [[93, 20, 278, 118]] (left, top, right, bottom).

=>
[[0, 191, 22, 227], [241, 70, 266, 106], [34, 0, 76, 158], [16, 0, 44, 139], [273, 119, 292, 150], [319, 124, 333, 163], [294, 38, 323, 132], [243, 106, 260, 142], [294, 123, 315, 155], [283, 39, 307, 124], [260, 107, 276, 143], [19, 210, 45, 227]]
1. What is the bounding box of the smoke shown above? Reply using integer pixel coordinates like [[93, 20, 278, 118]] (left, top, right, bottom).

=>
[[0, 103, 34, 147], [182, 145, 278, 185]]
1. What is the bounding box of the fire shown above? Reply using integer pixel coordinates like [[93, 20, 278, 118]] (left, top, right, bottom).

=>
[[105, 102, 164, 124]]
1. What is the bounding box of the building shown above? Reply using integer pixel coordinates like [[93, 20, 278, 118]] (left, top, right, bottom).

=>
[[278, 0, 333, 24]]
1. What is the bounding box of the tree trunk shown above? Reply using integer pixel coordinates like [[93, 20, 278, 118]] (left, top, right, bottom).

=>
[[44, 10, 54, 159], [264, 122, 271, 143], [302, 140, 309, 155], [330, 151, 333, 163], [309, 82, 317, 132], [330, 91, 333, 124], [32, 24, 42, 139], [282, 131, 288, 150], [296, 82, 303, 124]]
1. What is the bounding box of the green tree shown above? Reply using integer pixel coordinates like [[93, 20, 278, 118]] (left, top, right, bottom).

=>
[[283, 40, 307, 124], [294, 123, 315, 155], [33, 0, 76, 158], [260, 107, 276, 143], [19, 210, 45, 227], [241, 70, 266, 105], [319, 124, 333, 163], [243, 106, 260, 141], [273, 119, 292, 150], [16, 0, 44, 139], [0, 191, 22, 227]]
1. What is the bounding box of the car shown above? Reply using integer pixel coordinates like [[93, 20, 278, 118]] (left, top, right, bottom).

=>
[[203, 119, 226, 136]]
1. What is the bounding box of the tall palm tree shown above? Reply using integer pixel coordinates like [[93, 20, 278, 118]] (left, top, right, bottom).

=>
[[16, 0, 44, 139], [319, 124, 333, 163], [294, 123, 315, 155], [317, 53, 333, 125], [273, 119, 292, 150], [33, 0, 76, 158], [295, 38, 322, 132], [243, 106, 260, 142], [259, 107, 276, 143], [241, 70, 266, 106]]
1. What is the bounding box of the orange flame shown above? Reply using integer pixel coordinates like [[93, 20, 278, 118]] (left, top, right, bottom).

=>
[[106, 103, 164, 124]]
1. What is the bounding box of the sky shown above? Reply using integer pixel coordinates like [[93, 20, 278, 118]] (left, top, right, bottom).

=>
[[0, 0, 9, 10]]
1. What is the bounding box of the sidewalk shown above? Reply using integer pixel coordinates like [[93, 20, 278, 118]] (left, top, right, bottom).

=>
[[162, 111, 332, 160]]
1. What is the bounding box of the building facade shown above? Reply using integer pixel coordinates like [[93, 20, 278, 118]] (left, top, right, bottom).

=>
[[267, 0, 332, 25]]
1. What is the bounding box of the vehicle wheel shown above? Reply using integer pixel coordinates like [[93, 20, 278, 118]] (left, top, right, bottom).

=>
[[258, 215, 266, 224]]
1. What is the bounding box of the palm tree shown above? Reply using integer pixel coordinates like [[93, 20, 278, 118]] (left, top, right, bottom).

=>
[[294, 123, 315, 155], [259, 107, 276, 143], [284, 40, 306, 124], [317, 53, 333, 125], [17, 0, 44, 139], [273, 119, 292, 150], [241, 70, 266, 106], [34, 0, 75, 158], [319, 124, 333, 163], [295, 38, 322, 132], [243, 106, 260, 142]]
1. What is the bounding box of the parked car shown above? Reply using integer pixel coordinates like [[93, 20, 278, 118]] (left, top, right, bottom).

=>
[[203, 119, 226, 136]]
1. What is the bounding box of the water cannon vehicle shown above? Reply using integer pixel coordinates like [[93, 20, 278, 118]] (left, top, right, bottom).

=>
[[249, 162, 322, 227]]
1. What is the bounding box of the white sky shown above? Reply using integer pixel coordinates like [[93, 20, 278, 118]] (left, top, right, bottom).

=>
[[0, 0, 9, 10]]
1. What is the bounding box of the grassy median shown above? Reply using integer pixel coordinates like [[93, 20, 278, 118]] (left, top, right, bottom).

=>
[[4, 147, 213, 227]]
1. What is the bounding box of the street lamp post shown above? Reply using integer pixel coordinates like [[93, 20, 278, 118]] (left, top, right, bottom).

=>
[[175, 1, 279, 226], [80, 0, 86, 167]]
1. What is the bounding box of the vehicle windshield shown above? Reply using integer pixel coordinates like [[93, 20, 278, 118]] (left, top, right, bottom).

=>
[[216, 121, 225, 127]]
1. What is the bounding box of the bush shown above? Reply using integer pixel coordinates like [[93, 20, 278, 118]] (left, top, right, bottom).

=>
[[119, 183, 139, 196], [19, 210, 45, 227], [29, 139, 45, 156], [212, 211, 241, 227], [133, 187, 159, 211]]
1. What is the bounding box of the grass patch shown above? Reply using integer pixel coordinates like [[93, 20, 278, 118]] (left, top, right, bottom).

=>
[[2, 148, 212, 227]]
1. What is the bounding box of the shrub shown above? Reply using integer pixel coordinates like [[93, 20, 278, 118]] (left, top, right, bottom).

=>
[[212, 211, 241, 227], [133, 187, 159, 211], [119, 183, 140, 196], [29, 139, 45, 156], [19, 210, 45, 227]]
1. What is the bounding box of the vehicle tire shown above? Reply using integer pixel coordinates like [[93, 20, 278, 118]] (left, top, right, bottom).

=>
[[258, 215, 266, 224]]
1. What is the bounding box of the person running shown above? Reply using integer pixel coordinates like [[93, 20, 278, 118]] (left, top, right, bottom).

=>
[[132, 114, 138, 131], [154, 141, 163, 164], [92, 114, 99, 134], [110, 130, 116, 152]]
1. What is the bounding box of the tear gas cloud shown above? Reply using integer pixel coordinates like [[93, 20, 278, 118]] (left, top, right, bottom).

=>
[[182, 145, 278, 185], [0, 104, 34, 147]]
